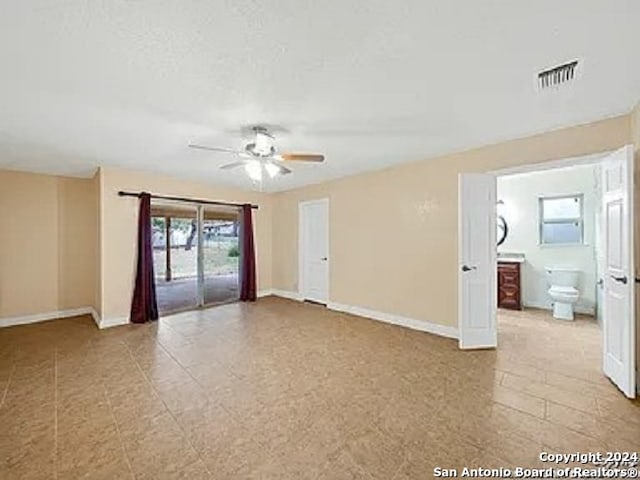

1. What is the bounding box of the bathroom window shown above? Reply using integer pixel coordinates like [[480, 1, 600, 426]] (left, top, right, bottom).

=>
[[539, 194, 584, 245]]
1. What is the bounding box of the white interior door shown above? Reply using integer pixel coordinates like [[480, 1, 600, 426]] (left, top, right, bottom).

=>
[[601, 145, 635, 398], [459, 173, 497, 349], [299, 199, 329, 303]]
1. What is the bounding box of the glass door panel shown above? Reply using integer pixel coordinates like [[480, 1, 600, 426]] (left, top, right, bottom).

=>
[[201, 207, 240, 305], [151, 203, 199, 314]]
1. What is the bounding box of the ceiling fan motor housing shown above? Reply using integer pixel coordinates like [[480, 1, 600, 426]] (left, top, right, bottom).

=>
[[246, 127, 276, 157]]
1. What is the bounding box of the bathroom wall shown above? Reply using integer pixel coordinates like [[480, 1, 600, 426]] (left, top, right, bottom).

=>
[[497, 164, 599, 315]]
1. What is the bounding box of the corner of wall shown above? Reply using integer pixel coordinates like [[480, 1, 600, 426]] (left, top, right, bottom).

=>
[[94, 167, 104, 319]]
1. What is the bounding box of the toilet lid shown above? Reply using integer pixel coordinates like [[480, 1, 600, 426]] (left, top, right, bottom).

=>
[[549, 286, 579, 295]]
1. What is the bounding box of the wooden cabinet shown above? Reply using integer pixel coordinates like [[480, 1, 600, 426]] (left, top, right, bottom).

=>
[[497, 261, 521, 310]]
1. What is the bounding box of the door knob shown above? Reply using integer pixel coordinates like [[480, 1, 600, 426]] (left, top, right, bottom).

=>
[[611, 275, 628, 285], [321, 257, 328, 261], [461, 265, 477, 272]]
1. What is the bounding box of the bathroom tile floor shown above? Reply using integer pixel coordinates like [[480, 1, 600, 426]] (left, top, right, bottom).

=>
[[0, 298, 638, 479]]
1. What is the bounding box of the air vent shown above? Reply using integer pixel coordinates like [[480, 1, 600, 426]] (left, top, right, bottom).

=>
[[537, 60, 579, 90]]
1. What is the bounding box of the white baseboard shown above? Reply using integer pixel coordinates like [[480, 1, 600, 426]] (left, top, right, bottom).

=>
[[0, 305, 130, 330], [99, 316, 129, 329], [327, 302, 459, 339], [270, 289, 304, 301], [570, 305, 595, 316], [266, 290, 457, 339], [257, 289, 274, 298], [0, 307, 96, 329], [90, 308, 101, 328]]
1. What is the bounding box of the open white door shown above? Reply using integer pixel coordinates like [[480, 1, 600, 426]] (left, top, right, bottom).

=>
[[601, 145, 635, 398], [458, 174, 497, 349], [299, 198, 329, 303]]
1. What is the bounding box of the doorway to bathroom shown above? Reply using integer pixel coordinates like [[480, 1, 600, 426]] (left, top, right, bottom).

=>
[[495, 162, 605, 399], [496, 166, 599, 322], [458, 146, 636, 398]]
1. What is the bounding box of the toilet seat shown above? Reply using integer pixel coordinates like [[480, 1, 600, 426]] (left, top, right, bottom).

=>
[[548, 286, 579, 297]]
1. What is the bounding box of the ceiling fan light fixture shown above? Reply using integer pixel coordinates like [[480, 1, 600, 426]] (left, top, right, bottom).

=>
[[244, 160, 262, 182], [264, 162, 280, 178], [253, 130, 274, 156], [188, 125, 324, 180]]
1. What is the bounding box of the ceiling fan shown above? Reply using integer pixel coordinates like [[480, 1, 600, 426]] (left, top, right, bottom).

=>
[[188, 126, 325, 182]]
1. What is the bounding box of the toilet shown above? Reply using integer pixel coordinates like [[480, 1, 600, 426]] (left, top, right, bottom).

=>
[[546, 267, 581, 320]]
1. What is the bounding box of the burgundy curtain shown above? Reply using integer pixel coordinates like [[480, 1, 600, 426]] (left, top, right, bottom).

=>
[[130, 193, 159, 323], [239, 204, 257, 301]]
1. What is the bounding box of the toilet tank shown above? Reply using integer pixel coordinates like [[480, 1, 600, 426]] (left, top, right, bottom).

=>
[[546, 267, 580, 288]]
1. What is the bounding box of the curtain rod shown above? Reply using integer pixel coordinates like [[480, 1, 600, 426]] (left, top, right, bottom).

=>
[[117, 191, 259, 210]]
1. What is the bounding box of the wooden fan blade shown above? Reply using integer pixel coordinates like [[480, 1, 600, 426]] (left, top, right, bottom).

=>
[[189, 144, 243, 155], [220, 161, 247, 170], [279, 153, 325, 162]]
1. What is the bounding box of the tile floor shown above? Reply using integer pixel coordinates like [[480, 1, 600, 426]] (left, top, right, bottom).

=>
[[0, 298, 638, 479]]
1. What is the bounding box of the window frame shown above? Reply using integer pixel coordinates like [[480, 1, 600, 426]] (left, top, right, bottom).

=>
[[538, 194, 585, 246]]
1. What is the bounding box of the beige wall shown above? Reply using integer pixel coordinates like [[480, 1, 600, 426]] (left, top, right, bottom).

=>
[[273, 114, 631, 328], [57, 176, 98, 312], [0, 170, 97, 318], [99, 167, 272, 321], [0, 112, 634, 328]]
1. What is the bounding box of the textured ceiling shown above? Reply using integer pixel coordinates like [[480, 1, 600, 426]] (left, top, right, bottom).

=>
[[0, 0, 638, 192]]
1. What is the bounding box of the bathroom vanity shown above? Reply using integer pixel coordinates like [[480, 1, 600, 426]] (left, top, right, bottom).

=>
[[497, 254, 524, 310]]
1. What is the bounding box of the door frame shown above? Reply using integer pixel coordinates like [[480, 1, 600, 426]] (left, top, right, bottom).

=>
[[458, 147, 637, 395], [298, 198, 330, 303], [151, 199, 242, 315], [196, 205, 205, 307]]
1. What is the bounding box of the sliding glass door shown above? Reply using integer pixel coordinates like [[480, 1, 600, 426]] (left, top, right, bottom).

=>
[[201, 207, 240, 306], [151, 201, 240, 315]]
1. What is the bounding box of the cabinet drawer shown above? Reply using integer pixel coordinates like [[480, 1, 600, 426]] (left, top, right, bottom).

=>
[[498, 271, 519, 285]]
